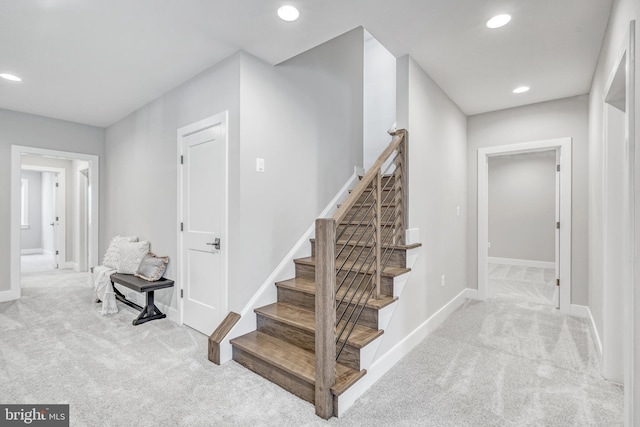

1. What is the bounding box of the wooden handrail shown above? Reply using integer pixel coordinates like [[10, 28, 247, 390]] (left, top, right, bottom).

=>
[[314, 129, 408, 418], [333, 129, 407, 224]]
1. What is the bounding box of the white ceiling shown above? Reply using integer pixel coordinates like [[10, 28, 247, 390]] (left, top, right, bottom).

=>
[[0, 0, 612, 128]]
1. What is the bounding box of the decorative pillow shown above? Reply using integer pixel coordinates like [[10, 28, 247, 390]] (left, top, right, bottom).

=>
[[115, 241, 150, 274], [135, 252, 170, 282], [102, 236, 138, 268]]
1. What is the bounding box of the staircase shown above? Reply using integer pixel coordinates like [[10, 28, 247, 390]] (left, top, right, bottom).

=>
[[229, 130, 417, 418]]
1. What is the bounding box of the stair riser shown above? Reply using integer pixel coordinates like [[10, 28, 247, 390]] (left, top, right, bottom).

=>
[[310, 242, 407, 268], [336, 224, 398, 241], [353, 190, 395, 204], [232, 346, 314, 403], [257, 315, 362, 371], [277, 287, 379, 329], [341, 206, 398, 223], [335, 247, 405, 269], [294, 263, 394, 295]]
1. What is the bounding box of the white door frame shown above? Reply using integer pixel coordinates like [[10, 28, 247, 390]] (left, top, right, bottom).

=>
[[602, 19, 636, 426], [21, 165, 66, 267], [477, 138, 572, 314], [5, 146, 100, 303], [176, 113, 229, 326]]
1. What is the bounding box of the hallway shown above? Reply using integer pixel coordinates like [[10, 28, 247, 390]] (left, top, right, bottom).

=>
[[0, 262, 623, 425]]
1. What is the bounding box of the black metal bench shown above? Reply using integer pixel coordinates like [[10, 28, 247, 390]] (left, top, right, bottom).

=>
[[110, 273, 174, 325]]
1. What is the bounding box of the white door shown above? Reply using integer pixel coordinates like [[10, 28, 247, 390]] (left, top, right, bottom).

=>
[[554, 151, 560, 309], [179, 113, 228, 335], [51, 173, 60, 269]]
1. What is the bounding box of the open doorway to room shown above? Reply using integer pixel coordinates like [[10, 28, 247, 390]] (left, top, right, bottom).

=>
[[477, 137, 572, 314], [486, 150, 558, 309], [10, 146, 99, 298]]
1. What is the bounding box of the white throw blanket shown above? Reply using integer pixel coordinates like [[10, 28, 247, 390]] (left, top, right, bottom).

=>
[[93, 265, 118, 315]]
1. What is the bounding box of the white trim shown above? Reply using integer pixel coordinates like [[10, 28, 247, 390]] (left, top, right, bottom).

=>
[[336, 288, 469, 416], [477, 138, 572, 314], [570, 304, 590, 318], [11, 146, 100, 302], [465, 288, 479, 300], [488, 257, 555, 270], [176, 112, 229, 329], [20, 248, 43, 255], [217, 171, 360, 364], [588, 306, 603, 359]]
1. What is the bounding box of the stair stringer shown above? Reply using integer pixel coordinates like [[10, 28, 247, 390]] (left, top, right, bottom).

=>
[[217, 170, 360, 364], [334, 233, 422, 416]]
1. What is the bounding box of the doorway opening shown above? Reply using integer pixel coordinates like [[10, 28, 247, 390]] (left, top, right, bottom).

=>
[[477, 137, 572, 314], [486, 150, 559, 309], [7, 146, 99, 302]]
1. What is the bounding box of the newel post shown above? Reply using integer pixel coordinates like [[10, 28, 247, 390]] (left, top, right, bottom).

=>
[[315, 218, 336, 419]]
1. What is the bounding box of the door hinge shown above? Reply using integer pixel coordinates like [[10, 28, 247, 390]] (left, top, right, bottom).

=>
[[55, 250, 59, 255], [180, 222, 184, 232], [56, 216, 59, 222], [556, 279, 560, 287], [556, 222, 560, 229], [180, 155, 184, 165], [180, 289, 184, 298], [55, 182, 59, 187], [557, 164, 560, 172]]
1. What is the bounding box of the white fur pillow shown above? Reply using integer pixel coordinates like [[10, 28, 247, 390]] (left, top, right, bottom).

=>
[[115, 241, 150, 274], [102, 236, 138, 268]]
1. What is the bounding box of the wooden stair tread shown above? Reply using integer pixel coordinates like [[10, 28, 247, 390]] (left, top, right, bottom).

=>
[[275, 277, 397, 310], [294, 256, 411, 278], [310, 238, 421, 251], [231, 331, 365, 396], [255, 302, 383, 349]]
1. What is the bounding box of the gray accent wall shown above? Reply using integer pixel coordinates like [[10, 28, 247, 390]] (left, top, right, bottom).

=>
[[0, 108, 104, 292], [377, 55, 467, 355], [20, 170, 43, 251], [467, 96, 589, 305], [104, 28, 365, 316], [488, 152, 556, 262]]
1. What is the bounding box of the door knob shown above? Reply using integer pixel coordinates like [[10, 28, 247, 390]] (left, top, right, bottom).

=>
[[206, 238, 221, 250]]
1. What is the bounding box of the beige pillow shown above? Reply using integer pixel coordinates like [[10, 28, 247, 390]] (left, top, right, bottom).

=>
[[135, 252, 170, 282]]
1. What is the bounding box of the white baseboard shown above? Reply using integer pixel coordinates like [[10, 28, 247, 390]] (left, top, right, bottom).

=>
[[337, 287, 468, 416], [0, 288, 20, 303], [465, 288, 479, 300], [570, 304, 589, 318], [570, 304, 602, 359], [21, 248, 43, 255], [488, 257, 555, 269]]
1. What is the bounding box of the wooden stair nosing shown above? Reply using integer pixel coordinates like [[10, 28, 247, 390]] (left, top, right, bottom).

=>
[[255, 302, 383, 349], [230, 331, 365, 396], [294, 256, 411, 278], [275, 277, 397, 310]]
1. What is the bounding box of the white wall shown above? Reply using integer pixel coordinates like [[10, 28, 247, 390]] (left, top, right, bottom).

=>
[[0, 108, 104, 292], [236, 28, 364, 310], [587, 0, 640, 418], [488, 151, 556, 262], [467, 96, 589, 305], [104, 53, 242, 313], [20, 170, 43, 251], [104, 28, 366, 319], [363, 32, 396, 168], [376, 55, 467, 355]]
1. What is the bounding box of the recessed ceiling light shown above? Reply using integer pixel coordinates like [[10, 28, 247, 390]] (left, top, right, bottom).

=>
[[513, 86, 530, 94], [487, 14, 511, 29], [277, 5, 299, 22], [0, 73, 22, 82]]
